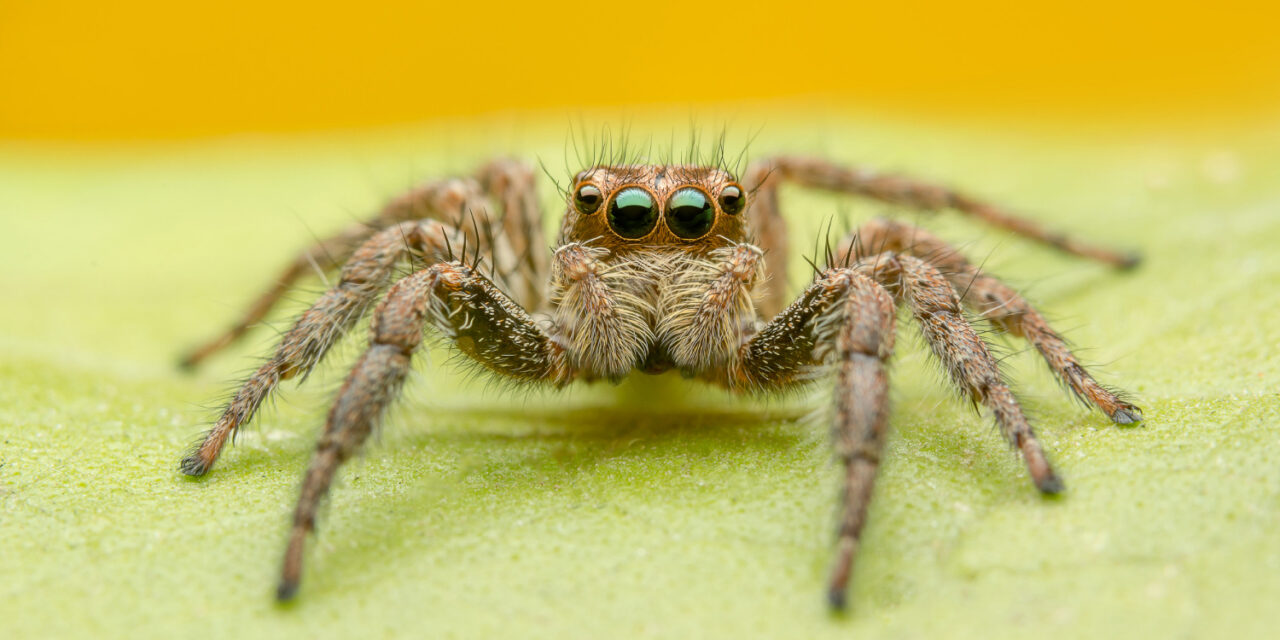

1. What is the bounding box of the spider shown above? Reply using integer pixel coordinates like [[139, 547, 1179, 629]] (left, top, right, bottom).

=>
[[179, 153, 1142, 609]]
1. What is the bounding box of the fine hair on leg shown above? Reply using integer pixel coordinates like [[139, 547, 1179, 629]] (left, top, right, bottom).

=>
[[834, 218, 1142, 424], [714, 265, 896, 610], [180, 175, 496, 369], [180, 220, 464, 476], [858, 252, 1062, 493], [277, 261, 570, 599], [739, 155, 1141, 323]]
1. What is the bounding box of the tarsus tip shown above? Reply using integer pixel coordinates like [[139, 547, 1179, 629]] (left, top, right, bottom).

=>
[[827, 588, 848, 612], [1111, 406, 1144, 425], [1117, 251, 1142, 270], [178, 455, 210, 477], [1037, 473, 1065, 495]]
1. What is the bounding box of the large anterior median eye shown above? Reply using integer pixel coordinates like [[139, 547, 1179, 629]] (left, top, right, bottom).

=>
[[665, 188, 714, 240], [607, 187, 658, 239]]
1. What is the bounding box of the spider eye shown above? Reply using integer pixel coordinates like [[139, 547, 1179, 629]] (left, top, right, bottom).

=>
[[718, 185, 745, 215], [574, 184, 602, 214], [665, 188, 715, 240], [607, 188, 659, 239]]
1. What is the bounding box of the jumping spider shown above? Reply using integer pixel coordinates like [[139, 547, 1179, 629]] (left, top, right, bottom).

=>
[[180, 154, 1142, 608]]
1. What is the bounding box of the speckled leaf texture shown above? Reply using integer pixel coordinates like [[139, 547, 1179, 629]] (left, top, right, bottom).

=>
[[2, 113, 1277, 639]]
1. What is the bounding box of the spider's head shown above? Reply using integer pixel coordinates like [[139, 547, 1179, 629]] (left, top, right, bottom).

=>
[[558, 164, 747, 253]]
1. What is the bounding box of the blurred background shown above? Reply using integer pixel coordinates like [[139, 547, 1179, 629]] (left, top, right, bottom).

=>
[[2, 0, 1277, 139]]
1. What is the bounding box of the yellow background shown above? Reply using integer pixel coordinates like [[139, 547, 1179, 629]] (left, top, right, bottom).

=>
[[2, 1, 1277, 138]]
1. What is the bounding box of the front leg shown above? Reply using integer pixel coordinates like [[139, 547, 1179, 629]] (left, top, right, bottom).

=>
[[863, 253, 1062, 493], [716, 268, 898, 609], [279, 261, 570, 600], [180, 220, 463, 476], [835, 218, 1142, 424]]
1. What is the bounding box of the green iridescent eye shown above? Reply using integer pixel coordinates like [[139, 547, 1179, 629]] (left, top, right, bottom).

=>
[[665, 188, 714, 240], [573, 184, 602, 214], [718, 185, 745, 215], [607, 187, 658, 239]]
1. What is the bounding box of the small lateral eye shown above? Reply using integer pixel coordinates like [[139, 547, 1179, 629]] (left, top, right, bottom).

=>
[[718, 185, 745, 215], [607, 187, 659, 239], [574, 184, 603, 214], [666, 188, 715, 240]]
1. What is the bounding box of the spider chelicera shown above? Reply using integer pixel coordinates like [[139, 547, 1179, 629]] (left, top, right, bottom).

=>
[[180, 153, 1141, 608]]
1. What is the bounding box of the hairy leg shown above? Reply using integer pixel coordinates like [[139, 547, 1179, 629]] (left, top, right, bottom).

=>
[[476, 158, 548, 311], [741, 156, 1140, 319], [815, 271, 897, 610], [277, 261, 571, 600], [180, 175, 492, 369], [727, 253, 1065, 608], [862, 252, 1062, 493], [715, 267, 896, 610], [835, 218, 1142, 423], [740, 162, 791, 319], [180, 220, 464, 476]]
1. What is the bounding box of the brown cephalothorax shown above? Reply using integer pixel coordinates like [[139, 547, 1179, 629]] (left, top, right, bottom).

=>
[[180, 155, 1142, 609]]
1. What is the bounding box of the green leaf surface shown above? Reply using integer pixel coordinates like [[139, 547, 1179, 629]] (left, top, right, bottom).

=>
[[2, 113, 1278, 639]]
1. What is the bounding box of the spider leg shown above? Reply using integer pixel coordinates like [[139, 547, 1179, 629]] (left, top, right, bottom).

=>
[[476, 158, 548, 312], [821, 275, 896, 611], [180, 175, 494, 369], [834, 218, 1142, 424], [724, 254, 1060, 608], [180, 220, 464, 476], [739, 162, 792, 319], [862, 252, 1063, 493], [178, 221, 375, 369], [741, 156, 1139, 318], [277, 261, 570, 600], [710, 267, 896, 610]]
